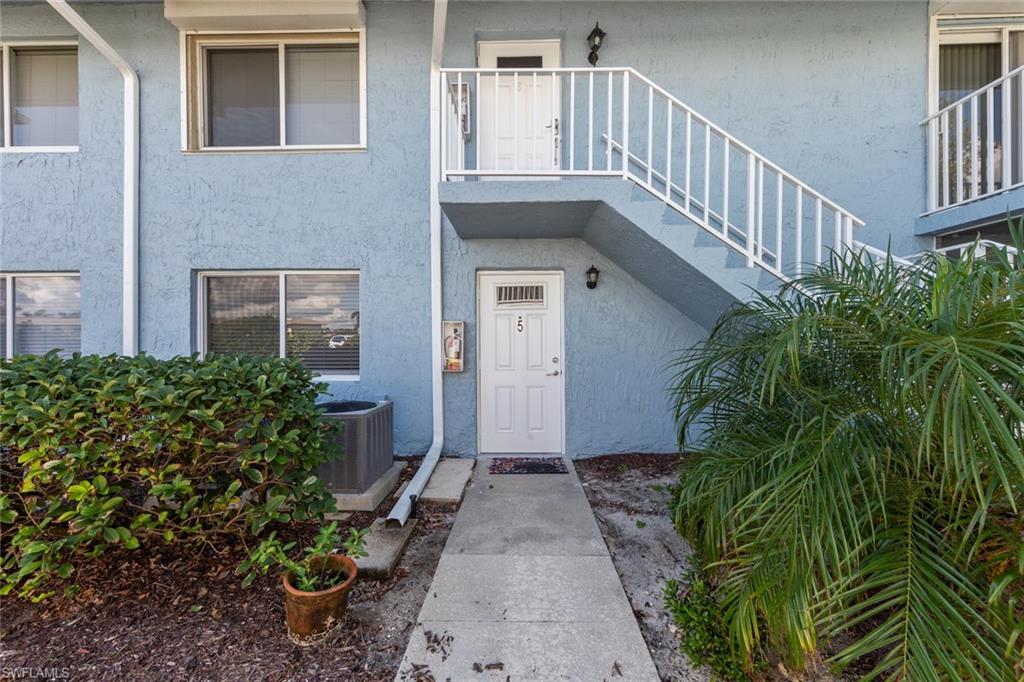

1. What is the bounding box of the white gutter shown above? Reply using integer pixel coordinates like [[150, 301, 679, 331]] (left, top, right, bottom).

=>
[[386, 0, 448, 527], [46, 0, 139, 356]]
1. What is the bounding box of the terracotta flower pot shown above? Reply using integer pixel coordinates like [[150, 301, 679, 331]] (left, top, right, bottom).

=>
[[282, 554, 357, 645]]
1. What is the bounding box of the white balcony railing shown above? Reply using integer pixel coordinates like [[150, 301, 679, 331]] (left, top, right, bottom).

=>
[[441, 67, 863, 280], [924, 64, 1024, 214]]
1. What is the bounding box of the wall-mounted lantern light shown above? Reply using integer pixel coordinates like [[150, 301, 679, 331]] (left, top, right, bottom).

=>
[[586, 265, 600, 289], [587, 22, 606, 66]]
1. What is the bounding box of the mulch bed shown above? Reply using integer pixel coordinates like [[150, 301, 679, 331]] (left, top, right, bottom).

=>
[[574, 452, 684, 480], [0, 462, 458, 682]]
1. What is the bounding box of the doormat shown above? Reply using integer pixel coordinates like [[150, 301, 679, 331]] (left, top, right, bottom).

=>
[[488, 457, 569, 474]]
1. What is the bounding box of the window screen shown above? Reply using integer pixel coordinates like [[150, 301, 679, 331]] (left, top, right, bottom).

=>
[[13, 275, 81, 357], [203, 272, 359, 375], [11, 47, 78, 147], [285, 274, 359, 374], [206, 48, 280, 147], [285, 45, 359, 145], [206, 275, 280, 358]]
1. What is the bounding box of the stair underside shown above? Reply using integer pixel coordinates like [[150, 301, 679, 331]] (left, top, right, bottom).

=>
[[440, 178, 780, 330]]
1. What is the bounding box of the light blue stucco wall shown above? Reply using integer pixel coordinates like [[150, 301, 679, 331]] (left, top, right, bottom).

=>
[[2, 1, 949, 456]]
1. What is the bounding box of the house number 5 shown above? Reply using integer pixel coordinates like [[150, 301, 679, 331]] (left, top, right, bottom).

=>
[[516, 316, 525, 333]]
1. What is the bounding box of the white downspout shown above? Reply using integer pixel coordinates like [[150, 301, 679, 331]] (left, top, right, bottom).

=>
[[46, 0, 139, 356], [387, 0, 448, 527]]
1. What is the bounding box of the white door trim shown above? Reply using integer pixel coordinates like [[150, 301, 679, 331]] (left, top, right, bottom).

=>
[[476, 270, 566, 455]]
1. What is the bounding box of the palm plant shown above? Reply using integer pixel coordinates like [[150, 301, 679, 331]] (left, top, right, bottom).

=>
[[670, 224, 1024, 680]]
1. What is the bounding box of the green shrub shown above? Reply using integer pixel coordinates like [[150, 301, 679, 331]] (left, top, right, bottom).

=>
[[670, 229, 1024, 679], [664, 570, 747, 681], [0, 352, 338, 600]]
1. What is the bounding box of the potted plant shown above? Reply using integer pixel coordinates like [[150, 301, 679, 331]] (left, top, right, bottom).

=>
[[238, 522, 369, 645]]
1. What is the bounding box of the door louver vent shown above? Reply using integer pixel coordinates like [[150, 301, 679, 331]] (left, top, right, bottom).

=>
[[496, 284, 545, 306]]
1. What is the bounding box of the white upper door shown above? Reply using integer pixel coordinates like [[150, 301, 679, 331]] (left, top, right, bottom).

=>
[[478, 272, 564, 454], [477, 40, 561, 174]]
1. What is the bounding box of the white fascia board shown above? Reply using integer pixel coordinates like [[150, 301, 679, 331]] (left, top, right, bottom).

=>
[[164, 0, 365, 31]]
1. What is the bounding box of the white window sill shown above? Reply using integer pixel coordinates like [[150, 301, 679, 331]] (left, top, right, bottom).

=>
[[0, 146, 79, 154], [183, 145, 367, 155], [317, 374, 360, 382]]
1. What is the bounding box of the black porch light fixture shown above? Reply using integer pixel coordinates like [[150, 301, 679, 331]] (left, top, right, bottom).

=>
[[586, 265, 600, 289], [586, 22, 606, 66]]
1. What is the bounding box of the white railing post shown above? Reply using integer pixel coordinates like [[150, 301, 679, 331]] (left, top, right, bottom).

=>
[[986, 87, 994, 195], [665, 104, 673, 202], [722, 139, 730, 237], [795, 186, 803, 276], [1003, 77, 1013, 190], [569, 72, 575, 172], [475, 72, 480, 172], [814, 198, 823, 265], [926, 117, 938, 212], [530, 72, 537, 171], [703, 126, 711, 224], [956, 106, 964, 203], [775, 173, 783, 271], [970, 95, 979, 200], [746, 155, 756, 267], [587, 73, 594, 171], [684, 111, 692, 213], [606, 72, 613, 171], [512, 72, 519, 171], [622, 70, 630, 179], [493, 71, 500, 170], [441, 72, 448, 179], [646, 85, 653, 186], [942, 111, 950, 207]]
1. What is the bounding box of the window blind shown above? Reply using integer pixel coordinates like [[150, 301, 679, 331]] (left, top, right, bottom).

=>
[[206, 275, 280, 358], [11, 47, 78, 147], [206, 48, 279, 147], [285, 273, 359, 374], [939, 42, 1001, 107], [13, 275, 81, 357], [285, 45, 359, 145]]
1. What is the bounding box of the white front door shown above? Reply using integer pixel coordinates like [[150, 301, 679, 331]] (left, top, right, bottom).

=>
[[478, 272, 564, 454], [478, 40, 561, 174]]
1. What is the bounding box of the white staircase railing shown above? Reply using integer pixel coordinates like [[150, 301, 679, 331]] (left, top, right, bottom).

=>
[[923, 64, 1024, 214], [853, 239, 1019, 270], [440, 67, 863, 281]]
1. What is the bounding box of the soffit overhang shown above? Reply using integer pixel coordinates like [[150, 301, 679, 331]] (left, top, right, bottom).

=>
[[164, 1, 365, 32]]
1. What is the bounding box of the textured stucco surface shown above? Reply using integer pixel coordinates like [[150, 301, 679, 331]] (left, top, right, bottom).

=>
[[1, 1, 969, 456]]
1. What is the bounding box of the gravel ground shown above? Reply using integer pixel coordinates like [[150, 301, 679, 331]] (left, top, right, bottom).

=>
[[0, 461, 457, 682], [574, 453, 711, 682]]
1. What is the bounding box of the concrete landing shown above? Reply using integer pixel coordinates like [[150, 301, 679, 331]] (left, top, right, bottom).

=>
[[420, 457, 474, 503], [396, 457, 659, 681]]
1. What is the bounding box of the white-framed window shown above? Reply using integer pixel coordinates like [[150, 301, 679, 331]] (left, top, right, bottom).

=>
[[196, 270, 360, 380], [0, 41, 79, 152], [0, 273, 81, 360], [182, 31, 366, 151]]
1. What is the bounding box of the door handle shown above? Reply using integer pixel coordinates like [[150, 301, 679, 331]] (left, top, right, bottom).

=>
[[546, 370, 561, 376]]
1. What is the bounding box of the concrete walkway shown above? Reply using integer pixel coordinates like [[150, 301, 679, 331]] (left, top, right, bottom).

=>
[[396, 457, 659, 681]]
